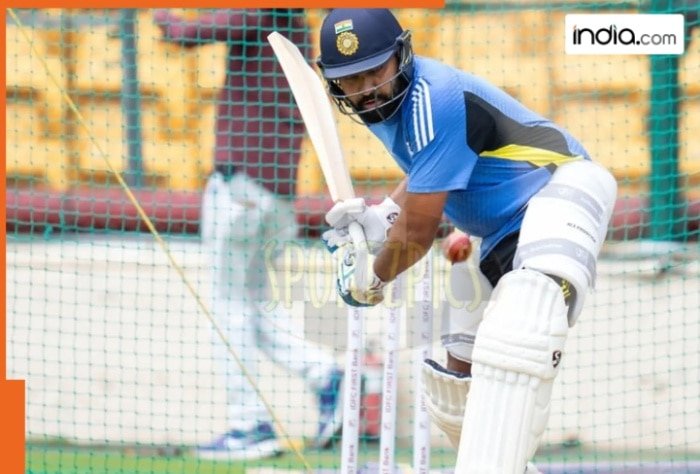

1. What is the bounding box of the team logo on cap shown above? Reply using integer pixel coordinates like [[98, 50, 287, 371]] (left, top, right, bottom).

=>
[[334, 19, 353, 34], [336, 31, 359, 56]]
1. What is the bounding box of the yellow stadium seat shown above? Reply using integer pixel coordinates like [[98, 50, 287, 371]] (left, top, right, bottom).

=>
[[679, 100, 700, 181], [551, 54, 650, 98], [6, 25, 65, 138], [6, 25, 69, 189], [6, 101, 69, 190], [435, 10, 550, 65], [335, 113, 404, 185], [296, 136, 325, 196], [546, 10, 652, 186], [663, 23, 699, 183], [305, 9, 325, 59], [193, 101, 217, 178], [72, 11, 197, 140], [31, 9, 65, 57], [291, 112, 403, 196], [75, 98, 131, 175], [548, 11, 650, 97], [434, 11, 552, 116], [554, 98, 649, 183], [143, 137, 201, 191], [194, 42, 228, 98], [680, 28, 700, 96], [74, 97, 200, 190], [395, 9, 439, 56], [467, 56, 552, 117]]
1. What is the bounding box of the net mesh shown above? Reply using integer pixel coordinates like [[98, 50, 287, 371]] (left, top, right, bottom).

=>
[[6, 5, 699, 472]]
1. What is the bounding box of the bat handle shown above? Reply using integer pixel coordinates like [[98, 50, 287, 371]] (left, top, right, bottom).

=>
[[347, 221, 370, 288]]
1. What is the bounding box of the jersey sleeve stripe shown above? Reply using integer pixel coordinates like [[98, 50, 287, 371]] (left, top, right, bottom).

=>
[[421, 79, 435, 141], [417, 88, 428, 149], [411, 78, 435, 152], [412, 89, 423, 151]]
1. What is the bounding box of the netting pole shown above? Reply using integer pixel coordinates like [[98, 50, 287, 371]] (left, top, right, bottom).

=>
[[120, 8, 144, 187], [647, 0, 682, 241]]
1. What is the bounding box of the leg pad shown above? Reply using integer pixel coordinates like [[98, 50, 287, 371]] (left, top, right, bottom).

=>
[[456, 269, 569, 473]]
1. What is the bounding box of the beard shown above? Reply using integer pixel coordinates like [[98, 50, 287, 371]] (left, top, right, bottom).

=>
[[353, 74, 411, 124], [331, 71, 411, 125], [356, 92, 399, 124]]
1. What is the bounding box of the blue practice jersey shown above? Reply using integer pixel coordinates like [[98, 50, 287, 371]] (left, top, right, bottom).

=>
[[369, 56, 591, 259]]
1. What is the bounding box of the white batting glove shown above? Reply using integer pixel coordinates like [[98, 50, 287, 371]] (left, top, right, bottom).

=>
[[325, 197, 367, 228], [321, 227, 351, 253], [324, 196, 400, 254], [335, 243, 386, 307]]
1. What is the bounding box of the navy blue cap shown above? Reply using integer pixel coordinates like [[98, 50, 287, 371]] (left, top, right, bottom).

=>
[[318, 9, 404, 80]]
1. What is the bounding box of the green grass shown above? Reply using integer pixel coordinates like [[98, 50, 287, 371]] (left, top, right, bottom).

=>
[[26, 443, 456, 474], [26, 442, 700, 474]]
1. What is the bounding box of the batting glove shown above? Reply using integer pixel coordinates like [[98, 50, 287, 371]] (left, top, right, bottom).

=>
[[335, 243, 387, 307], [324, 196, 400, 255], [321, 226, 350, 253]]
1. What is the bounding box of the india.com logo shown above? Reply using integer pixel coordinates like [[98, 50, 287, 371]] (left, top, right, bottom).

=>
[[565, 14, 684, 54], [572, 24, 678, 46]]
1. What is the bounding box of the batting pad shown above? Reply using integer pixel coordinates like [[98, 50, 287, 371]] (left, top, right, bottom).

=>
[[422, 358, 471, 449], [455, 269, 568, 474], [514, 159, 617, 324]]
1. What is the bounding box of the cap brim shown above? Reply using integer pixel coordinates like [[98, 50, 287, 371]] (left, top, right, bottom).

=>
[[322, 49, 395, 80]]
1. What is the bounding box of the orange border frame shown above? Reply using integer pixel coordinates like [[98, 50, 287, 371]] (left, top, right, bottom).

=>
[[2, 7, 25, 473], [7, 1, 445, 8]]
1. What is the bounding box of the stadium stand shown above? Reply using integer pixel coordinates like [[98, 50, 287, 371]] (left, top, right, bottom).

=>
[[74, 97, 201, 189], [435, 10, 552, 116], [193, 42, 228, 100], [72, 13, 197, 138], [548, 11, 651, 183], [193, 101, 217, 181], [7, 7, 696, 212], [555, 98, 651, 184], [680, 99, 700, 183], [6, 24, 69, 189], [680, 26, 700, 182], [70, 12, 201, 189]]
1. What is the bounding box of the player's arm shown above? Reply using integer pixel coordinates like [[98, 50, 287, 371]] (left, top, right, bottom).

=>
[[335, 78, 471, 305], [373, 190, 446, 283], [388, 178, 409, 207], [373, 78, 471, 282], [153, 9, 248, 46]]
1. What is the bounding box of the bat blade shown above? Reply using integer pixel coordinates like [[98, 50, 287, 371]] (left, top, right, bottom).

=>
[[267, 31, 355, 202]]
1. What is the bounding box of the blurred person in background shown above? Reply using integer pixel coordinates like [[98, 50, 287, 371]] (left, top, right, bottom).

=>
[[154, 8, 343, 461]]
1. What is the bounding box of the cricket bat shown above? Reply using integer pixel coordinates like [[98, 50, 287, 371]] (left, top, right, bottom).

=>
[[268, 31, 367, 474], [267, 32, 354, 202], [267, 32, 368, 268]]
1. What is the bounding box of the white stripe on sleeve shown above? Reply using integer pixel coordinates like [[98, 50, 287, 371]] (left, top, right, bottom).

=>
[[411, 79, 435, 152]]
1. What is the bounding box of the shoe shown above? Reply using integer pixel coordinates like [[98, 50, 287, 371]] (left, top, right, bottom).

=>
[[196, 422, 283, 461], [314, 368, 344, 448], [525, 461, 542, 473]]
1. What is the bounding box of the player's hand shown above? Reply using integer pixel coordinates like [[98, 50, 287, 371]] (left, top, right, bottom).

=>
[[321, 227, 350, 253], [325, 196, 400, 255], [335, 243, 386, 307]]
